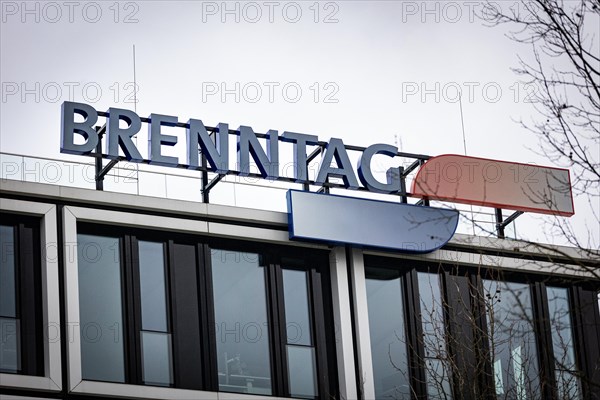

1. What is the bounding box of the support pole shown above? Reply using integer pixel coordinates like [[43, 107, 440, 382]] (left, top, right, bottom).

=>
[[495, 208, 505, 239], [201, 153, 209, 203]]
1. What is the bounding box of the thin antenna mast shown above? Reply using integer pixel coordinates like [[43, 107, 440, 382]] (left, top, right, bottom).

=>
[[459, 91, 476, 235], [132, 44, 140, 195], [133, 44, 137, 113]]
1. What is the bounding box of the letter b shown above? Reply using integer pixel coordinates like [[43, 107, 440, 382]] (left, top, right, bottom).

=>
[[61, 101, 99, 155]]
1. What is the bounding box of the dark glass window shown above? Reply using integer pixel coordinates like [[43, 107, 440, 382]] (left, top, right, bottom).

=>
[[417, 272, 452, 400], [483, 280, 540, 399], [547, 286, 581, 399], [0, 225, 18, 373], [211, 250, 272, 395], [365, 267, 410, 399], [282, 268, 317, 399], [364, 256, 596, 399], [74, 225, 335, 398], [77, 234, 126, 382], [0, 215, 43, 376], [138, 241, 173, 386]]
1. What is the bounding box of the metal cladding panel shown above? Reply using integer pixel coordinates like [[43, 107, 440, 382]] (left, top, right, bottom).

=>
[[286, 190, 459, 254], [412, 154, 575, 216]]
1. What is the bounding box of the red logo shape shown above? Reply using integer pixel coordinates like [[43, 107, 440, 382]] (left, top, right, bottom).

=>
[[412, 154, 574, 216]]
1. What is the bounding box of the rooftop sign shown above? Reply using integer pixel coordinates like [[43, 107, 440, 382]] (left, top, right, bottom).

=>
[[61, 101, 574, 222], [412, 155, 574, 216], [61, 101, 405, 194]]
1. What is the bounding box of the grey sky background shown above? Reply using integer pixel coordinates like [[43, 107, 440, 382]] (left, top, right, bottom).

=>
[[1, 1, 598, 248]]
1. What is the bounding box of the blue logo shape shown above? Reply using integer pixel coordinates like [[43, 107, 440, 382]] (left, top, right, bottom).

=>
[[287, 190, 459, 253]]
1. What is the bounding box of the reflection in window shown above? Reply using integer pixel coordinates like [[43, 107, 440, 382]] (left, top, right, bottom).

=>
[[211, 250, 272, 395], [283, 268, 317, 398], [365, 267, 410, 399], [0, 225, 19, 373], [547, 287, 581, 399], [77, 234, 125, 382], [138, 241, 173, 386], [418, 272, 452, 400], [484, 280, 539, 399]]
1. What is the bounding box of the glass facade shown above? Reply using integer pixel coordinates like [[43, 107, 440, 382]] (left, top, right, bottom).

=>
[[211, 250, 273, 395], [19, 212, 592, 400], [1, 194, 599, 400], [418, 272, 453, 400], [77, 234, 126, 383], [283, 268, 317, 399], [547, 286, 581, 399], [0, 225, 19, 373], [138, 241, 173, 386], [484, 280, 540, 399], [365, 267, 410, 399]]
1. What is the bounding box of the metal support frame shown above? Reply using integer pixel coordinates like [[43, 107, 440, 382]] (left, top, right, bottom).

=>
[[399, 166, 408, 203], [495, 208, 524, 239], [93, 124, 119, 191], [88, 112, 434, 205], [303, 146, 323, 191]]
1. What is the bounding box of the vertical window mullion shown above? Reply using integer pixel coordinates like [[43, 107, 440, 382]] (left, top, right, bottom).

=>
[[271, 262, 287, 397], [169, 240, 204, 390], [310, 264, 330, 400], [469, 274, 495, 398], [18, 222, 43, 376], [199, 243, 218, 391], [442, 271, 478, 400], [532, 282, 558, 399], [404, 268, 428, 399], [125, 235, 141, 384]]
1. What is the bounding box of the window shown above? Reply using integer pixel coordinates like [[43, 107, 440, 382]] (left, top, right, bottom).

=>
[[364, 261, 452, 400], [282, 267, 318, 398], [76, 229, 202, 389], [137, 241, 173, 387], [0, 215, 43, 376], [77, 234, 125, 382], [74, 224, 335, 398], [362, 257, 598, 400], [212, 250, 273, 395], [365, 267, 410, 399], [547, 286, 581, 399], [417, 272, 452, 400], [483, 280, 540, 399], [210, 247, 331, 398]]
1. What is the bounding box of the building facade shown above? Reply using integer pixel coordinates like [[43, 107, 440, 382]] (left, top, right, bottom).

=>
[[1, 178, 599, 400]]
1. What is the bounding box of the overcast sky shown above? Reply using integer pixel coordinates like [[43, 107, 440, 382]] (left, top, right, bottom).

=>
[[1, 0, 598, 248]]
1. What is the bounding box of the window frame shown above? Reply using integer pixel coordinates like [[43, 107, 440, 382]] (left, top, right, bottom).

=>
[[360, 255, 455, 400], [0, 199, 61, 392], [205, 240, 333, 398], [63, 205, 337, 400], [357, 251, 598, 400]]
